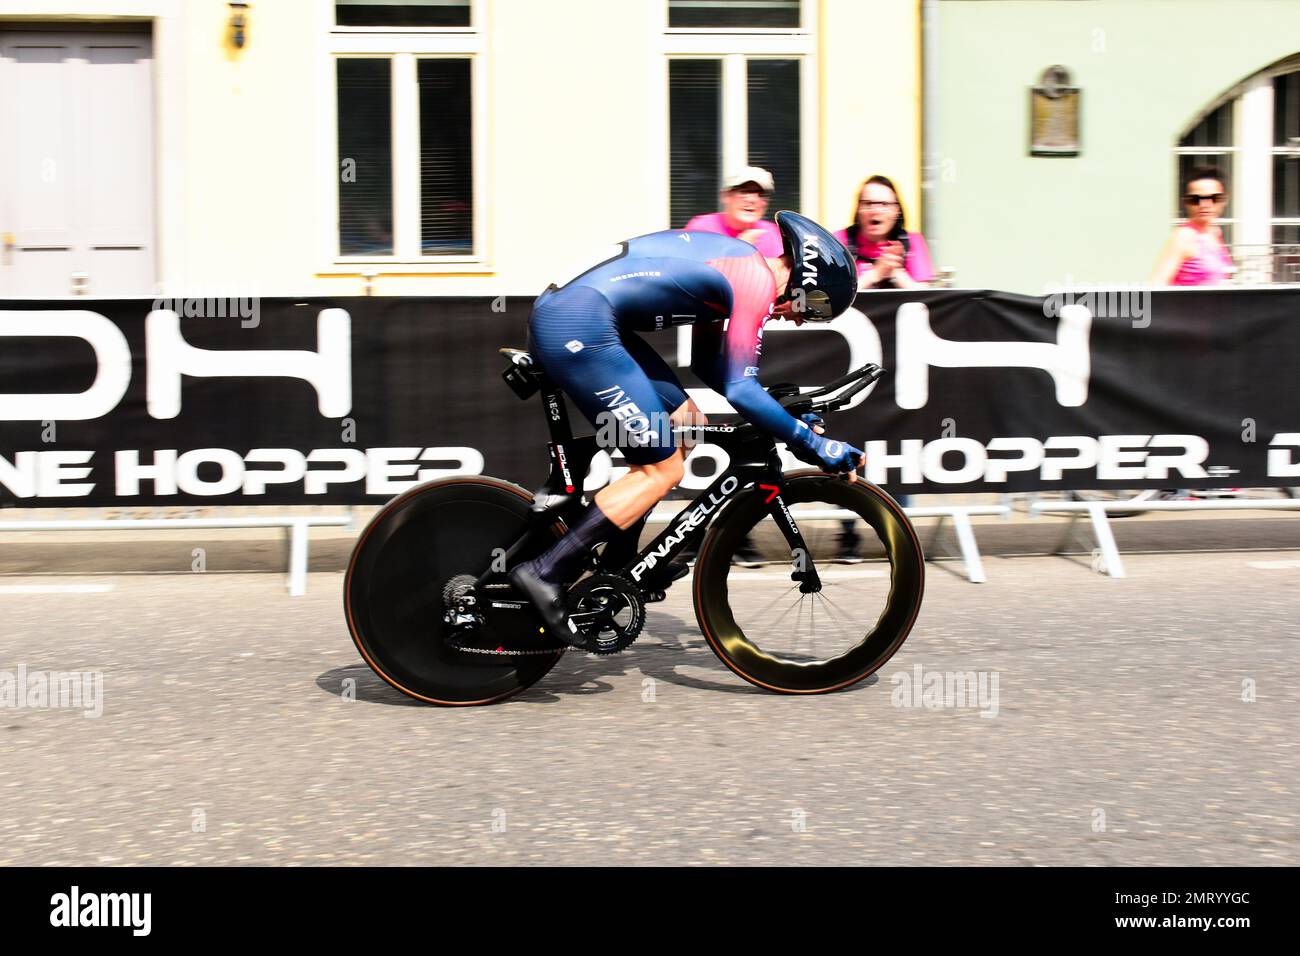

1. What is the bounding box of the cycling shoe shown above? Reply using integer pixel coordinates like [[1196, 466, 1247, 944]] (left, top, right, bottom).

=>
[[508, 563, 588, 649]]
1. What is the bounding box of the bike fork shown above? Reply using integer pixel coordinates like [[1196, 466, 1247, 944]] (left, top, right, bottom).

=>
[[765, 490, 822, 593]]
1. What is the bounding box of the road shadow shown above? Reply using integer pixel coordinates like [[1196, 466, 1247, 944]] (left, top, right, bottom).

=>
[[315, 664, 437, 707], [319, 606, 879, 707], [540, 607, 880, 698]]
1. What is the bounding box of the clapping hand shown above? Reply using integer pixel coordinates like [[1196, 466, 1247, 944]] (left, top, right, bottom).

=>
[[865, 241, 905, 288]]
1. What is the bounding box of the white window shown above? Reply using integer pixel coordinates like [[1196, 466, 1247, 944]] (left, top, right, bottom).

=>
[[330, 1, 485, 264], [1176, 58, 1300, 282], [665, 1, 815, 228]]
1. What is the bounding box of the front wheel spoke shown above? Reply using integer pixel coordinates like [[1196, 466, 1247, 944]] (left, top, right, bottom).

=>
[[811, 593, 855, 644], [769, 590, 804, 630], [814, 588, 860, 630], [805, 596, 817, 654], [816, 587, 857, 639], [743, 582, 800, 619], [785, 595, 806, 655]]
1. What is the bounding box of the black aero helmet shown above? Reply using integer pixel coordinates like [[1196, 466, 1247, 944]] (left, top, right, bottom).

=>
[[774, 210, 858, 321]]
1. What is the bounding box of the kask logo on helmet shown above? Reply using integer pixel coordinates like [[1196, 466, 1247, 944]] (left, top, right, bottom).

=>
[[801, 237, 821, 285]]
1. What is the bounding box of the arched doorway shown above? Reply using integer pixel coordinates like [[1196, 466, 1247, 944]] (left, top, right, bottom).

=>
[[1176, 56, 1300, 282]]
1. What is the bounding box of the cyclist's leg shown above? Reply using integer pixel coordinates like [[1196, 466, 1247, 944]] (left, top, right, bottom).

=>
[[514, 289, 683, 639], [618, 329, 766, 567], [593, 450, 683, 525], [595, 332, 706, 571], [527, 290, 681, 516]]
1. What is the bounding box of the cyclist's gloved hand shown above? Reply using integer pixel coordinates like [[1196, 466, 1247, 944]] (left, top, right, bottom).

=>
[[790, 423, 863, 475], [798, 412, 825, 433], [811, 436, 864, 474]]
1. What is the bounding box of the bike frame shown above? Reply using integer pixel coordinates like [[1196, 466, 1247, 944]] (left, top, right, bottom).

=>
[[485, 357, 815, 591]]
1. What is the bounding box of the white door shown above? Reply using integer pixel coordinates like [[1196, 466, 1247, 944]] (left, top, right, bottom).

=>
[[0, 29, 155, 296]]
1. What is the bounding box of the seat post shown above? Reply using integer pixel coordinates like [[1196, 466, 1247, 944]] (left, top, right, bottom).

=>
[[538, 375, 576, 445]]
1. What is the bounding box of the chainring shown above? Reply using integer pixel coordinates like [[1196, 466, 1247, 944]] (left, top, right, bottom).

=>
[[566, 573, 645, 655]]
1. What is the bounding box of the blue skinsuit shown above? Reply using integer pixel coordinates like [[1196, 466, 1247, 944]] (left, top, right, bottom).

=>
[[527, 229, 835, 467]]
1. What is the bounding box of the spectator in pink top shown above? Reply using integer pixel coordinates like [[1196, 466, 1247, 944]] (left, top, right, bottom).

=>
[[835, 175, 935, 290], [1150, 166, 1235, 286], [684, 166, 785, 257]]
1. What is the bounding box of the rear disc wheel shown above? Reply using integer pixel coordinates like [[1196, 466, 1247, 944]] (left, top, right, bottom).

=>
[[344, 477, 566, 706]]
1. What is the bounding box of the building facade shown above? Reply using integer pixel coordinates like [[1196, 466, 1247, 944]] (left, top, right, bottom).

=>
[[929, 0, 1300, 292], [0, 0, 923, 297]]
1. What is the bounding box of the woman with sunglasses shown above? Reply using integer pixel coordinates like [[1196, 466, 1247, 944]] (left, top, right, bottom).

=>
[[1151, 167, 1235, 285], [835, 174, 935, 291]]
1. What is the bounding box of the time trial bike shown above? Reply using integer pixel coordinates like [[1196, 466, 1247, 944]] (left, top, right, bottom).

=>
[[343, 348, 925, 705]]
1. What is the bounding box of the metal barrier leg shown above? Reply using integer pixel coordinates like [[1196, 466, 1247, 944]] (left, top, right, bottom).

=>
[[1087, 504, 1126, 579], [950, 511, 987, 583], [288, 521, 309, 596]]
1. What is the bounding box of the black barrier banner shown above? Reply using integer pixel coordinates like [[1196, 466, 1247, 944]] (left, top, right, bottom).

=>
[[1, 289, 1298, 506]]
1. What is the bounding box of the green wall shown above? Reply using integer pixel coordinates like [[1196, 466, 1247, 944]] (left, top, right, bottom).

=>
[[931, 0, 1300, 292]]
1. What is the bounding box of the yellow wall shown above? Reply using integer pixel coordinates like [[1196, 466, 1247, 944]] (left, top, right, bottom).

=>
[[819, 0, 922, 233], [485, 0, 668, 296], [172, 0, 323, 294], [0, 0, 922, 296]]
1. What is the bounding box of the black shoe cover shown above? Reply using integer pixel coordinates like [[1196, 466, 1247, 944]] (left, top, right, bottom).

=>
[[508, 564, 587, 649]]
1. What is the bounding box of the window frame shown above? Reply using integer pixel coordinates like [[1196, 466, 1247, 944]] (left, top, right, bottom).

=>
[[662, 1, 817, 229], [1174, 56, 1300, 279], [1268, 70, 1300, 245], [324, 0, 488, 272]]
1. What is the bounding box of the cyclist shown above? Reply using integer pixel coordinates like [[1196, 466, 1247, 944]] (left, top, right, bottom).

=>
[[511, 211, 864, 646]]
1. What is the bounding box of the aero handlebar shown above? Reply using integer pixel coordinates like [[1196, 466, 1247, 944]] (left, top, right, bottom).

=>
[[779, 362, 884, 416]]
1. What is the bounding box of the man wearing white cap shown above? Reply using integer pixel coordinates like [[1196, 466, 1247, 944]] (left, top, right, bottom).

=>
[[684, 166, 784, 257]]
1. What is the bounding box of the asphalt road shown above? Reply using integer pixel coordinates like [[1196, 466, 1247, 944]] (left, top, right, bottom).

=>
[[1, 534, 1297, 866]]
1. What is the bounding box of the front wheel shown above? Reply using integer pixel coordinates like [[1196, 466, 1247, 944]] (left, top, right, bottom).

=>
[[692, 472, 924, 694]]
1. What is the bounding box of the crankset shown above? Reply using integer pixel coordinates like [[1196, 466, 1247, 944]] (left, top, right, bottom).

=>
[[566, 573, 645, 655]]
